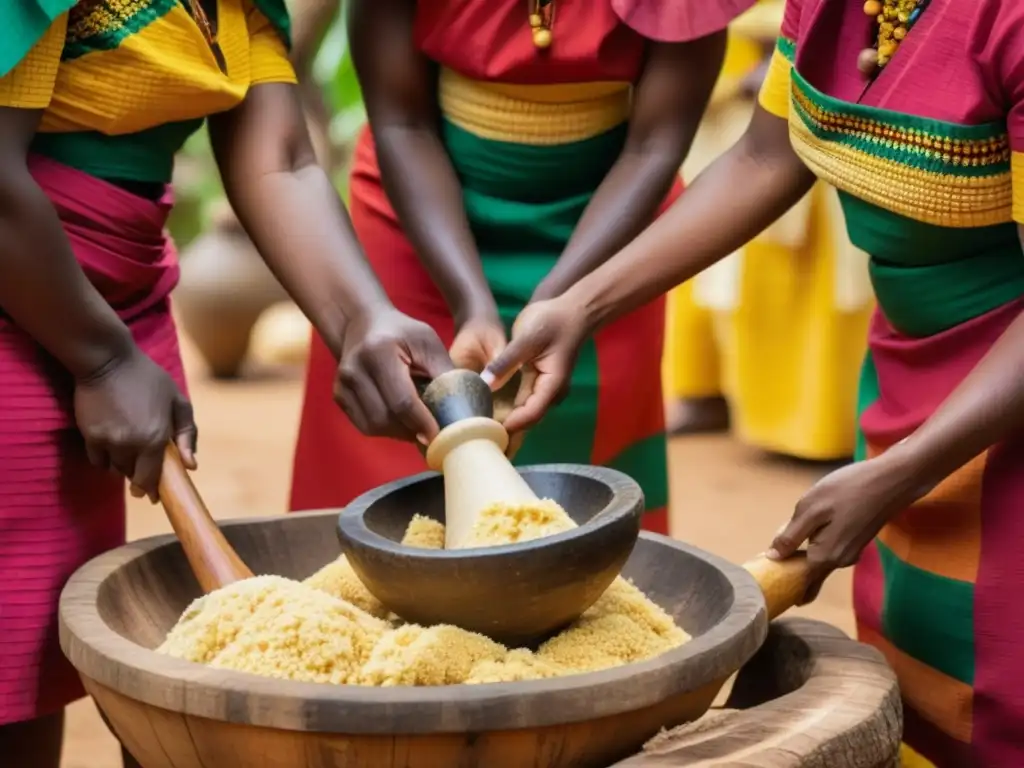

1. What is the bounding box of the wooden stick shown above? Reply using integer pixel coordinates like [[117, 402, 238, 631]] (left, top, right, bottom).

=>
[[742, 552, 811, 621], [158, 443, 253, 592]]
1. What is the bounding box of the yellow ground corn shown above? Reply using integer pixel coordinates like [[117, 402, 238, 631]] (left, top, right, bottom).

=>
[[158, 500, 689, 685]]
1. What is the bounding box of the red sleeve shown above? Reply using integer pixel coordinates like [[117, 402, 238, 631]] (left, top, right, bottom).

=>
[[779, 0, 802, 42], [611, 0, 759, 43]]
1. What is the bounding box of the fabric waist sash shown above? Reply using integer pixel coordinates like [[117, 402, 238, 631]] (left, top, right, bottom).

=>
[[437, 67, 631, 146], [30, 119, 204, 185], [869, 251, 1024, 338], [22, 154, 180, 322]]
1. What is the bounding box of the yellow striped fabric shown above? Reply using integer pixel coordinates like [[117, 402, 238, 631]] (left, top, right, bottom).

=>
[[1, 0, 295, 133], [438, 67, 630, 146], [0, 15, 68, 109], [788, 109, 1013, 228]]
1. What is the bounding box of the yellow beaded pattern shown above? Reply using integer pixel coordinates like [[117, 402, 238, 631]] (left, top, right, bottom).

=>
[[864, 0, 919, 67], [787, 73, 1013, 228], [438, 68, 631, 146], [66, 0, 175, 54]]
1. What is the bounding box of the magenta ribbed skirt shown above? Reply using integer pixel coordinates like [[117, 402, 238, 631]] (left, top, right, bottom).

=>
[[0, 156, 185, 725]]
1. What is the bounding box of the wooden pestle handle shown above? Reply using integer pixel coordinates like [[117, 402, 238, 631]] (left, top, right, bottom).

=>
[[158, 443, 253, 593], [742, 552, 811, 622]]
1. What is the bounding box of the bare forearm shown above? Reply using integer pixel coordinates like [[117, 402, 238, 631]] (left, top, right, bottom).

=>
[[222, 162, 389, 358], [0, 175, 134, 379], [570, 122, 814, 330], [533, 151, 680, 301], [375, 126, 495, 322], [535, 35, 725, 302]]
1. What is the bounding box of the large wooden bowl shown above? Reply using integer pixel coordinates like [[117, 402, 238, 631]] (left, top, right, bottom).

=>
[[60, 511, 767, 768]]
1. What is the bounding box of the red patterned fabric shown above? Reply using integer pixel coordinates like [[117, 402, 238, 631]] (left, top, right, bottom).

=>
[[790, 0, 1020, 127], [610, 0, 757, 43], [0, 156, 185, 725], [414, 0, 750, 85]]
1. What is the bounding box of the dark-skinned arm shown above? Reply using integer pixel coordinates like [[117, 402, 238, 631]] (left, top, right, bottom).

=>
[[570, 105, 816, 331], [532, 33, 728, 301], [208, 83, 452, 440], [347, 0, 497, 326], [0, 107, 196, 495], [484, 106, 816, 430], [209, 83, 390, 357], [767, 227, 1024, 587], [0, 108, 137, 379]]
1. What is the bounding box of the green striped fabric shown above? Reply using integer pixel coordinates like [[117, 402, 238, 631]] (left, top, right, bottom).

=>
[[442, 118, 666, 511], [31, 119, 204, 184], [839, 195, 1024, 337], [876, 539, 976, 685], [854, 351, 878, 463]]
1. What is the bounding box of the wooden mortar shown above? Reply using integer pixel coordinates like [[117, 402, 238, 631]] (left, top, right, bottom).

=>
[[61, 510, 808, 768]]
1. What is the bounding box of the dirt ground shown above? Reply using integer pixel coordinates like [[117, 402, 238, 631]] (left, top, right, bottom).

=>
[[61, 339, 855, 768]]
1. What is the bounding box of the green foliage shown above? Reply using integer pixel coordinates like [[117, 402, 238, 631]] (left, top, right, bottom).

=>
[[316, 12, 365, 139], [314, 10, 366, 194]]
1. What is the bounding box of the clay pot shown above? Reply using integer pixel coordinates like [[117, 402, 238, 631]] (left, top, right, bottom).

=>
[[250, 301, 312, 368], [173, 202, 289, 378]]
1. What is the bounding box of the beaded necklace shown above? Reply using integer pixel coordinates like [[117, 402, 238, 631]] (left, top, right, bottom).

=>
[[528, 0, 555, 49], [857, 0, 932, 76]]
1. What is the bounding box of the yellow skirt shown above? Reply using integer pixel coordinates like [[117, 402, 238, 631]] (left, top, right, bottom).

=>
[[663, 183, 873, 461], [663, 32, 872, 459]]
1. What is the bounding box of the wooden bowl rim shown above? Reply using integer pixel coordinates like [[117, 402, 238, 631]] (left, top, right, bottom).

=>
[[337, 464, 643, 561], [59, 512, 767, 734]]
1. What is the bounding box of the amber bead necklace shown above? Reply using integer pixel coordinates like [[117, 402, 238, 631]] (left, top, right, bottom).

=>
[[857, 0, 932, 77], [528, 0, 555, 49], [185, 0, 216, 44], [181, 0, 228, 72]]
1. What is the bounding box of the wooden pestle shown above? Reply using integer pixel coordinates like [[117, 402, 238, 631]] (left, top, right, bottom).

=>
[[422, 369, 538, 550], [158, 443, 253, 592], [742, 551, 811, 621]]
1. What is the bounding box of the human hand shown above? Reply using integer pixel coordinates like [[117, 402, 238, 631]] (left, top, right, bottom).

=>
[[73, 347, 197, 503], [335, 307, 454, 443], [767, 451, 933, 602], [481, 298, 590, 433], [449, 314, 506, 373]]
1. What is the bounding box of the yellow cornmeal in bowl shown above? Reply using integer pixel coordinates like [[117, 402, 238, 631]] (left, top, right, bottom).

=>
[[158, 502, 689, 685], [463, 498, 576, 546]]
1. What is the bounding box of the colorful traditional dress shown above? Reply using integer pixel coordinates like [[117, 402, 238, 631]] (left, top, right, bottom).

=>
[[0, 0, 295, 726], [289, 0, 756, 535], [663, 0, 874, 461], [759, 0, 1024, 762]]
